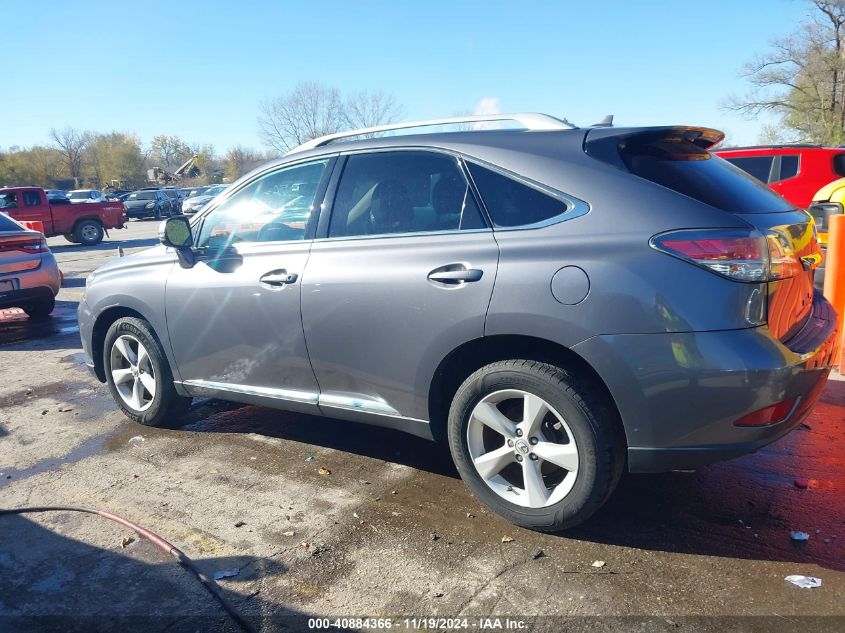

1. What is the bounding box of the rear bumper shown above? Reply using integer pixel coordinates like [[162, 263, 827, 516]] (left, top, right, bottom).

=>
[[0, 254, 61, 309], [572, 294, 838, 473]]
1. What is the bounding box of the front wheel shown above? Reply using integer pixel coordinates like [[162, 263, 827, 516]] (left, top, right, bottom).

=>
[[448, 360, 625, 532], [103, 316, 191, 426]]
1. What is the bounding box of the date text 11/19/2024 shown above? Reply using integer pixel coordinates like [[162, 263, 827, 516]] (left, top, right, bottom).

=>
[[307, 617, 528, 630]]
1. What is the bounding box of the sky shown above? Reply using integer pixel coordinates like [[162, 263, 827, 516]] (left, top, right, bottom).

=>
[[0, 0, 812, 153]]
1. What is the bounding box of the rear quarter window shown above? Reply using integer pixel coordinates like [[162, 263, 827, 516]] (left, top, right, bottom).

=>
[[833, 153, 845, 177], [778, 155, 799, 181], [466, 163, 569, 227]]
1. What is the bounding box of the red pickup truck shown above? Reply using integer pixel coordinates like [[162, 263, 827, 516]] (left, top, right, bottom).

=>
[[0, 186, 126, 245]]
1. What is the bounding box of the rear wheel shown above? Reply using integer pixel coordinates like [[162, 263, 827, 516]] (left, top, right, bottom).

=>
[[103, 316, 191, 426], [448, 360, 625, 532], [23, 297, 55, 320], [73, 219, 104, 245]]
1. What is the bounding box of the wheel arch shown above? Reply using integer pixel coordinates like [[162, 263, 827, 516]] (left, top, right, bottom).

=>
[[427, 334, 627, 447], [72, 216, 104, 230], [90, 306, 150, 382]]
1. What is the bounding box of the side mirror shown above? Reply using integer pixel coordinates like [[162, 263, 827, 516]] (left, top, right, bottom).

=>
[[159, 215, 193, 248], [159, 216, 196, 268]]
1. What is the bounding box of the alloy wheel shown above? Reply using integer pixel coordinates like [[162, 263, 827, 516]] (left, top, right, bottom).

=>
[[110, 335, 156, 411], [466, 389, 579, 508]]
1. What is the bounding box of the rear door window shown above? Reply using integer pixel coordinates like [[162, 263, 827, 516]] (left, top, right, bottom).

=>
[[724, 156, 774, 183], [328, 151, 486, 238], [466, 163, 569, 227]]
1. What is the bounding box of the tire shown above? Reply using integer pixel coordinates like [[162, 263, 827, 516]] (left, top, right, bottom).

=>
[[447, 360, 625, 532], [154, 207, 163, 220], [63, 233, 79, 244], [103, 316, 191, 426], [23, 297, 55, 320], [73, 219, 104, 245]]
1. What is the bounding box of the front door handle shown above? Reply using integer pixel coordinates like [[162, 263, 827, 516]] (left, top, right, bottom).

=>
[[260, 269, 298, 286], [427, 265, 483, 284]]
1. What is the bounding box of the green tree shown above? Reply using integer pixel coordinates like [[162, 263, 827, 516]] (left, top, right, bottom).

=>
[[85, 133, 147, 188], [727, 1, 845, 144]]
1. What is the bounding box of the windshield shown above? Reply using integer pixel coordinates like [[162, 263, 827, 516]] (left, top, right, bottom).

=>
[[128, 191, 157, 201]]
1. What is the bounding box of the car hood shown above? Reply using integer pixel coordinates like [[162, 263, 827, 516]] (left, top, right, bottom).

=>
[[186, 195, 213, 205], [90, 243, 169, 276]]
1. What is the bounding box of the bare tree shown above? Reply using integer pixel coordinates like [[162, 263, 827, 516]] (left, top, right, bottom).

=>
[[224, 146, 265, 181], [725, 1, 845, 144], [258, 82, 345, 153], [342, 90, 403, 133], [50, 127, 90, 180]]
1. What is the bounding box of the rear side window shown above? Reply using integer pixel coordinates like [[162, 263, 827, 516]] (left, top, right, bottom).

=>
[[724, 156, 773, 183], [620, 140, 793, 213], [778, 155, 799, 181], [466, 163, 568, 227]]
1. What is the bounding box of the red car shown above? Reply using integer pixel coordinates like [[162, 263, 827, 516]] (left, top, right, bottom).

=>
[[714, 145, 845, 209]]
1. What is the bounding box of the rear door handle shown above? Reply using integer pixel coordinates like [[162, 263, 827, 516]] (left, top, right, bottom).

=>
[[260, 269, 298, 286], [427, 265, 483, 284]]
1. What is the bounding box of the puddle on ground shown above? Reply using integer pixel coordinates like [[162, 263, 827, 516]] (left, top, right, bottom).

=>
[[0, 430, 113, 488]]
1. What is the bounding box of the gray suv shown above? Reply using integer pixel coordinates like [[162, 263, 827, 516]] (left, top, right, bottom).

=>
[[79, 113, 837, 531]]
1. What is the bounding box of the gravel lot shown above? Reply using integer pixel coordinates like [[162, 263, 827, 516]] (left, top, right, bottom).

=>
[[1, 220, 844, 632]]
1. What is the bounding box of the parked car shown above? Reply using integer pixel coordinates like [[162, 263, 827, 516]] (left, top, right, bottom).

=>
[[0, 186, 126, 245], [122, 189, 174, 220], [181, 184, 228, 214], [714, 145, 845, 209], [68, 189, 107, 204], [0, 212, 61, 318], [79, 113, 836, 532], [161, 187, 183, 213]]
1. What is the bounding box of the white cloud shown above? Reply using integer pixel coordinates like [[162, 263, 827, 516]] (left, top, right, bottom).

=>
[[473, 97, 501, 116]]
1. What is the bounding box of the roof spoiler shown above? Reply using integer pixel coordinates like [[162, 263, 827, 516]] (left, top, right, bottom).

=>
[[584, 126, 725, 170]]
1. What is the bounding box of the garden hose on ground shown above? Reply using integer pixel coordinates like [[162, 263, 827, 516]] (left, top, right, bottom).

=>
[[0, 506, 255, 633]]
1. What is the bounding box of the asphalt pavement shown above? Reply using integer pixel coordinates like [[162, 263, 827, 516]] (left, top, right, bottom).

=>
[[1, 219, 843, 632]]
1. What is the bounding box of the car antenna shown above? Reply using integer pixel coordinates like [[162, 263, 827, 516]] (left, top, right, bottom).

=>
[[594, 114, 614, 127]]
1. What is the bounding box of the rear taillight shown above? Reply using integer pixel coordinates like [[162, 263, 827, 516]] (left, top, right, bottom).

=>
[[651, 229, 801, 282], [0, 236, 47, 254]]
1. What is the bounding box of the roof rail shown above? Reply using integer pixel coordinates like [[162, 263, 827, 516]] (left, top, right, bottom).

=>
[[285, 112, 575, 155]]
